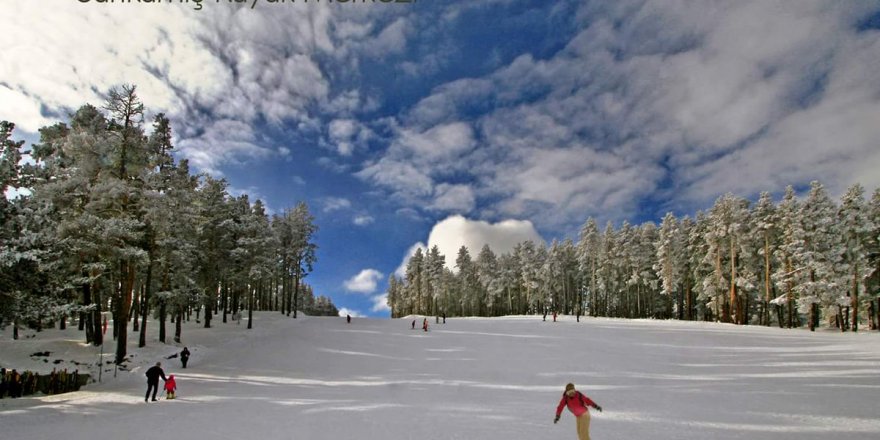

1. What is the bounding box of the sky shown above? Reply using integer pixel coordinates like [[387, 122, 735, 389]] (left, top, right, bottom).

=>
[[2, 0, 880, 317], [3, 313, 880, 440]]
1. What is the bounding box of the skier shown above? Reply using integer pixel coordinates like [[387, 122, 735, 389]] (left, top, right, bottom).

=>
[[180, 347, 190, 369], [553, 311, 557, 322], [554, 383, 602, 440], [347, 314, 351, 324], [144, 362, 167, 402], [164, 374, 177, 399], [411, 319, 416, 330], [422, 318, 428, 332]]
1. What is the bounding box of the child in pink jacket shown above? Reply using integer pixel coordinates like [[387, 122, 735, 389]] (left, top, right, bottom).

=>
[[554, 383, 602, 440], [164, 375, 177, 400]]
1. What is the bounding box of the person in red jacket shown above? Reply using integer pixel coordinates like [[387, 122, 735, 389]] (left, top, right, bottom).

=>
[[554, 383, 602, 440], [164, 374, 177, 400]]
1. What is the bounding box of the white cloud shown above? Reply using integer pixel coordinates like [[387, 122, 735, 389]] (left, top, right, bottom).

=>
[[0, 2, 409, 175], [361, 0, 880, 230], [353, 215, 375, 226], [370, 294, 391, 313], [0, 85, 55, 133], [176, 119, 273, 176], [397, 216, 544, 275], [430, 184, 476, 213], [344, 269, 385, 294], [326, 118, 373, 156], [338, 308, 366, 318], [322, 197, 352, 213]]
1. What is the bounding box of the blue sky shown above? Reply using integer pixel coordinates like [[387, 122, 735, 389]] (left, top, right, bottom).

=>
[[3, 0, 880, 317]]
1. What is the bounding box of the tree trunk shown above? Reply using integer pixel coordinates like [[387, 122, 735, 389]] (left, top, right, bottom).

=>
[[92, 283, 103, 347], [132, 284, 140, 332], [204, 283, 213, 329], [115, 261, 136, 365], [83, 281, 94, 343], [174, 309, 182, 343], [729, 238, 738, 324], [248, 282, 255, 330], [222, 279, 228, 324], [139, 260, 153, 348], [159, 300, 167, 343], [293, 271, 300, 319], [851, 264, 859, 332], [763, 232, 772, 326], [808, 302, 818, 332], [786, 258, 794, 329], [876, 296, 880, 332]]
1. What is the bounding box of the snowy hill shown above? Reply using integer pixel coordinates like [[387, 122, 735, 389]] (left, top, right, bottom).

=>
[[2, 313, 880, 440]]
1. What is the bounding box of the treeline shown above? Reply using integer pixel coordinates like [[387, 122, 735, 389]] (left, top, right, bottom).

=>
[[0, 85, 333, 365], [388, 183, 880, 332]]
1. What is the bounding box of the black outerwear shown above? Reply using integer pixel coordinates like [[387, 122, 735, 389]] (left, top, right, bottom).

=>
[[145, 365, 166, 384], [145, 365, 167, 401], [180, 348, 190, 368]]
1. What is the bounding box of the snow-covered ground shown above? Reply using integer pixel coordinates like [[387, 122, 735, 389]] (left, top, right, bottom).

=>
[[2, 313, 879, 440]]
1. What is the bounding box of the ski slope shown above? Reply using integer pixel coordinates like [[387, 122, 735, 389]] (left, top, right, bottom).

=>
[[2, 313, 880, 440]]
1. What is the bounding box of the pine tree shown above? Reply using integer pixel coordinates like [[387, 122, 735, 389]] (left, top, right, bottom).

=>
[[656, 213, 684, 319], [838, 184, 873, 331], [796, 182, 844, 331], [868, 189, 880, 330], [577, 218, 600, 317]]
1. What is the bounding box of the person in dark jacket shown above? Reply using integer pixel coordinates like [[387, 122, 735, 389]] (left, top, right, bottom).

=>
[[144, 362, 167, 402], [554, 383, 602, 440], [180, 347, 190, 369]]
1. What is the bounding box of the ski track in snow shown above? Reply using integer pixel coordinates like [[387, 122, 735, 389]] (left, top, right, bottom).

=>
[[2, 313, 879, 440]]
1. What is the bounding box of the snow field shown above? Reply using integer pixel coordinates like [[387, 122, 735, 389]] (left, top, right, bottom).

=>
[[2, 313, 880, 440]]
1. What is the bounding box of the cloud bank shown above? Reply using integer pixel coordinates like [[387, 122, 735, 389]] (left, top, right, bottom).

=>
[[344, 269, 384, 294]]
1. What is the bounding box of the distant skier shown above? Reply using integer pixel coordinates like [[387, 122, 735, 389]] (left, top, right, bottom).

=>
[[422, 318, 428, 332], [411, 320, 416, 330], [553, 311, 557, 322], [442, 313, 446, 324], [144, 362, 167, 402], [180, 347, 190, 369], [554, 383, 602, 440], [347, 314, 351, 324], [164, 374, 177, 400]]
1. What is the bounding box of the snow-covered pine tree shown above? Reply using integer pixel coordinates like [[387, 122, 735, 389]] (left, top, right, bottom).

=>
[[751, 192, 779, 326], [197, 176, 234, 327], [404, 247, 424, 315], [869, 188, 880, 330], [595, 222, 618, 317], [634, 223, 660, 318], [497, 252, 520, 315], [706, 194, 751, 324], [476, 244, 500, 316], [455, 246, 478, 316], [423, 245, 445, 316], [837, 183, 873, 331], [795, 181, 845, 331], [691, 211, 720, 322], [773, 186, 805, 328], [656, 213, 684, 319], [577, 218, 600, 317], [286, 202, 318, 319], [386, 274, 403, 318]]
